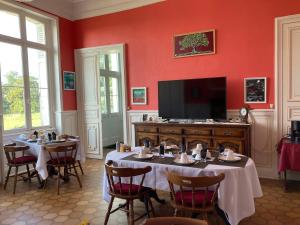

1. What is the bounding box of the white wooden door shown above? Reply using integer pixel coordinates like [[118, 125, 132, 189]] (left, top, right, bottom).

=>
[[281, 19, 300, 136], [76, 51, 103, 159]]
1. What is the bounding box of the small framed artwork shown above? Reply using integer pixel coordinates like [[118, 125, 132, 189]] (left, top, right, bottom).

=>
[[63, 71, 76, 90], [131, 87, 147, 105], [174, 29, 215, 58], [244, 77, 267, 103]]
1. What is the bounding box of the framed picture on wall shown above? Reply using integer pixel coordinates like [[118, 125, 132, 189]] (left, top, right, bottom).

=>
[[174, 29, 215, 58], [63, 71, 76, 90], [131, 87, 147, 105], [244, 77, 267, 103]]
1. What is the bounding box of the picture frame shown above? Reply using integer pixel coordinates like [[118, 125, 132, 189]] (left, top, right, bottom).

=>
[[174, 29, 215, 58], [244, 77, 267, 103], [131, 87, 147, 105], [63, 71, 76, 90]]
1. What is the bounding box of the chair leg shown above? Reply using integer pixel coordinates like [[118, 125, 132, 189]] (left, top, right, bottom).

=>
[[57, 166, 60, 195], [4, 166, 12, 190], [77, 160, 84, 175], [26, 164, 31, 182], [104, 196, 115, 225], [148, 197, 155, 217], [72, 163, 82, 188], [144, 195, 150, 218], [13, 166, 19, 194], [129, 200, 134, 225], [126, 200, 130, 222]]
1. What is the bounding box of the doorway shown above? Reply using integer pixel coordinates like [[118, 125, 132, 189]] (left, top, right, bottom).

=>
[[75, 44, 128, 159], [99, 51, 124, 148]]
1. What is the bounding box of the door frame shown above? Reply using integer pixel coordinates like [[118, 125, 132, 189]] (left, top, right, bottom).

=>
[[275, 14, 300, 142], [75, 43, 128, 159]]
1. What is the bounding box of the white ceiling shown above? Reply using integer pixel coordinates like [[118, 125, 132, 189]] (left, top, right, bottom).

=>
[[28, 0, 164, 21]]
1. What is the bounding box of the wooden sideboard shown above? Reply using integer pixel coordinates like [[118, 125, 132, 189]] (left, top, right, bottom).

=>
[[133, 122, 251, 156]]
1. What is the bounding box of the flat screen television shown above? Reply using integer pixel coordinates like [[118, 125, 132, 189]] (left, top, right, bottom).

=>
[[158, 77, 227, 120]]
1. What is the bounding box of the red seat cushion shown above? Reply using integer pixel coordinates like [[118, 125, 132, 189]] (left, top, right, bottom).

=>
[[47, 156, 75, 165], [11, 155, 37, 164], [175, 190, 214, 206], [113, 183, 144, 195]]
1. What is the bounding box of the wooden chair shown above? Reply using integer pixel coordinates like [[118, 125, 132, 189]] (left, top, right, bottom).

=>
[[3, 143, 41, 194], [166, 171, 225, 223], [142, 217, 208, 225], [60, 134, 84, 175], [105, 160, 155, 225], [45, 144, 82, 194]]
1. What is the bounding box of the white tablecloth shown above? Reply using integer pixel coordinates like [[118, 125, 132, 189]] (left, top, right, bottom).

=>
[[103, 148, 263, 225], [15, 139, 85, 180]]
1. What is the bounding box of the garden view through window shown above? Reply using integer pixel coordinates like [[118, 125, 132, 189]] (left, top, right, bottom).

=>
[[0, 7, 51, 131]]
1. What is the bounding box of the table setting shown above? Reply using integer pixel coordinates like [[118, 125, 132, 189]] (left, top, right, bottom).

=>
[[14, 130, 85, 180], [104, 142, 263, 225]]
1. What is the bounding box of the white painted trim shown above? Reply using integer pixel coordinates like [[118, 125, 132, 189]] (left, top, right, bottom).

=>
[[72, 0, 165, 20]]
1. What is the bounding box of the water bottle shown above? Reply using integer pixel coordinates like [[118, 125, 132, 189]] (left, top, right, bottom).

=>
[[116, 141, 120, 152]]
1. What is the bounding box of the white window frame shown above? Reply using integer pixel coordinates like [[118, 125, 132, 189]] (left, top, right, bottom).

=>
[[0, 2, 58, 134]]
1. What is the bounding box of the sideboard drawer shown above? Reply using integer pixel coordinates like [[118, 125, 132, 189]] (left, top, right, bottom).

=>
[[136, 126, 157, 133], [159, 127, 182, 134], [184, 127, 212, 136], [214, 128, 244, 138]]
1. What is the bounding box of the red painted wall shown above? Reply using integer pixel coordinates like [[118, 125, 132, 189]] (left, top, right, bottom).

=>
[[73, 0, 300, 110], [59, 17, 77, 110]]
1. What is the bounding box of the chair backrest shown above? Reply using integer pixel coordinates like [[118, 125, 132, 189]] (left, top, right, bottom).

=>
[[45, 143, 77, 165], [166, 171, 225, 208], [142, 217, 208, 225], [105, 160, 152, 196], [4, 143, 30, 164]]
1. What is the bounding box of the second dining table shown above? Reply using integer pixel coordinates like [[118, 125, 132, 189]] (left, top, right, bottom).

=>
[[103, 147, 263, 225], [15, 138, 85, 180]]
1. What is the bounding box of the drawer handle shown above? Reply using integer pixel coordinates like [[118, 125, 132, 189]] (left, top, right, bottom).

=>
[[224, 131, 232, 136]]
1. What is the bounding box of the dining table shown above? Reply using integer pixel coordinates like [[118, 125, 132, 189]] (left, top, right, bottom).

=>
[[15, 138, 85, 180], [103, 147, 263, 225]]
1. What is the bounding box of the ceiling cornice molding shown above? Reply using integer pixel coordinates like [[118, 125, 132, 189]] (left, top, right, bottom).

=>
[[72, 0, 165, 21], [27, 0, 164, 21]]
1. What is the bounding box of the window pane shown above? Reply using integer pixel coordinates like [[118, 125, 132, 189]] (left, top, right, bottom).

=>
[[99, 76, 107, 114], [99, 54, 105, 70], [31, 88, 49, 127], [26, 17, 45, 44], [0, 10, 20, 38], [2, 87, 25, 130], [109, 77, 119, 113], [0, 42, 25, 130], [28, 48, 48, 88], [108, 53, 119, 72]]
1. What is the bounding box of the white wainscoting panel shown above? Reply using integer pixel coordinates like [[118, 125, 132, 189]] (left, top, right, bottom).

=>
[[128, 109, 277, 179], [55, 110, 78, 136]]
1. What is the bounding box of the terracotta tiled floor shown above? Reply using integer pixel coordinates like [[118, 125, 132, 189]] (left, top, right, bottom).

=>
[[0, 158, 300, 225]]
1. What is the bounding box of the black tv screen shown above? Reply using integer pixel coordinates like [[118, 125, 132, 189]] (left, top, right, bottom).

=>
[[158, 77, 227, 120]]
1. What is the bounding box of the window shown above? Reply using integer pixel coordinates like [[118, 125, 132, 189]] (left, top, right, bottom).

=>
[[99, 53, 121, 115], [0, 4, 53, 132]]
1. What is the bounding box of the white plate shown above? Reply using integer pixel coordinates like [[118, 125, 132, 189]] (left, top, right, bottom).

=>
[[174, 158, 195, 165], [218, 155, 241, 162], [133, 154, 154, 159]]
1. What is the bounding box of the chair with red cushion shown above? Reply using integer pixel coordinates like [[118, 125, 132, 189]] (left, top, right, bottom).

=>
[[166, 171, 225, 222], [3, 143, 41, 194], [104, 160, 155, 225], [45, 143, 82, 195]]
